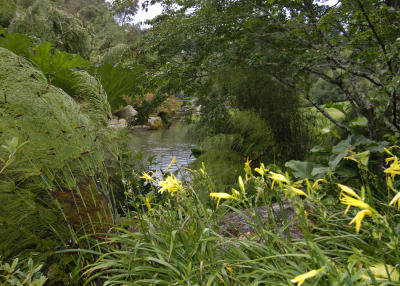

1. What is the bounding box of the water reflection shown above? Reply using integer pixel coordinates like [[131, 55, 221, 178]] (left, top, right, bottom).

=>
[[130, 122, 197, 178]]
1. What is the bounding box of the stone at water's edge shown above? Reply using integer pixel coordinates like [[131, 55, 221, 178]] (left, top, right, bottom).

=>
[[218, 202, 312, 240], [148, 116, 163, 130], [113, 105, 138, 120], [131, 125, 150, 130], [108, 118, 127, 128]]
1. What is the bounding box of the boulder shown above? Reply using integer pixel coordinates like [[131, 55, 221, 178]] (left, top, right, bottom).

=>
[[107, 118, 127, 128], [148, 116, 163, 130], [218, 202, 312, 240], [113, 105, 138, 120]]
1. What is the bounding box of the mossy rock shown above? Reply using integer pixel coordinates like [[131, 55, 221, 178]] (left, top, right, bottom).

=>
[[0, 47, 112, 258]]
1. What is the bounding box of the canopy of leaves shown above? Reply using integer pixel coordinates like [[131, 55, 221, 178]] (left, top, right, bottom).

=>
[[136, 0, 400, 143], [1, 0, 142, 60]]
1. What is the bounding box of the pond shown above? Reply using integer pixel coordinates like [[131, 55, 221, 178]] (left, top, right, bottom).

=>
[[130, 122, 197, 178]]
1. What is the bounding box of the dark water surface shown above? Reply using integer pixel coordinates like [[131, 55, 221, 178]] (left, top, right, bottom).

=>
[[130, 122, 197, 177]]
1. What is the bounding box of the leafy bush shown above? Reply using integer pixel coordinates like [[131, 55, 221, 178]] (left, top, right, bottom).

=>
[[9, 0, 92, 57], [0, 257, 47, 286], [90, 63, 144, 110], [189, 110, 278, 193]]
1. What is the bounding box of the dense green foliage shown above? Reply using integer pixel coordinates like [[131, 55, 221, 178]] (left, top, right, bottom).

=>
[[1, 0, 141, 61]]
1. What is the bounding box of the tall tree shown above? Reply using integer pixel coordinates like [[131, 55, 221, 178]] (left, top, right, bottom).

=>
[[136, 0, 400, 141]]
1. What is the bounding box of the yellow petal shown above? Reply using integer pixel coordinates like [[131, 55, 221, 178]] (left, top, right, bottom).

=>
[[291, 268, 323, 285], [389, 192, 400, 208], [254, 168, 264, 176], [145, 196, 151, 211], [269, 171, 288, 185], [338, 184, 361, 199], [210, 192, 233, 199], [385, 157, 396, 164], [244, 157, 252, 175], [289, 186, 308, 197], [231, 188, 240, 199], [344, 156, 359, 163], [158, 174, 182, 196], [312, 178, 326, 190], [166, 156, 177, 171], [340, 194, 371, 210], [349, 209, 372, 234], [238, 176, 245, 193], [140, 172, 154, 183]]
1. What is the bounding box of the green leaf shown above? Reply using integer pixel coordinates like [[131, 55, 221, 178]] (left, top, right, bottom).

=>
[[357, 151, 370, 168], [311, 167, 329, 179], [349, 116, 368, 128], [324, 102, 346, 114], [285, 160, 314, 179], [0, 31, 35, 56]]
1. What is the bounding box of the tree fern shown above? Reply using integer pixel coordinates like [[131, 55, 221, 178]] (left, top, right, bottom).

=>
[[0, 26, 35, 56], [91, 63, 143, 110]]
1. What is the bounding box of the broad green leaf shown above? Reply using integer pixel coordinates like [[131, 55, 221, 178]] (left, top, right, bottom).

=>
[[285, 160, 314, 179]]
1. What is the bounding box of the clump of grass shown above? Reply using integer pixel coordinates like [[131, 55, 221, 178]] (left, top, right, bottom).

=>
[[82, 151, 400, 285]]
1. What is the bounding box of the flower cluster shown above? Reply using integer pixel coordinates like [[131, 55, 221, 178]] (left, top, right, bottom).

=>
[[384, 148, 400, 209], [338, 184, 375, 234], [158, 174, 183, 196]]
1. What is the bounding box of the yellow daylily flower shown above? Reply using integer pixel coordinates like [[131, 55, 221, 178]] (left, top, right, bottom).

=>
[[254, 163, 267, 176], [140, 172, 154, 183], [384, 158, 400, 178], [145, 196, 151, 211], [158, 174, 183, 196], [166, 156, 177, 172], [210, 192, 234, 208], [288, 186, 308, 197], [244, 157, 252, 175], [231, 188, 241, 199], [238, 176, 245, 194], [344, 156, 359, 163], [389, 192, 400, 209], [312, 178, 327, 190], [349, 209, 372, 234], [340, 193, 371, 211], [291, 268, 324, 286], [346, 149, 356, 155], [385, 156, 396, 164], [210, 192, 233, 199], [225, 264, 233, 276], [269, 171, 288, 189], [338, 184, 361, 199]]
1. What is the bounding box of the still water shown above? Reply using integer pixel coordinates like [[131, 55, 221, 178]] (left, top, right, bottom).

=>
[[130, 122, 197, 177]]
